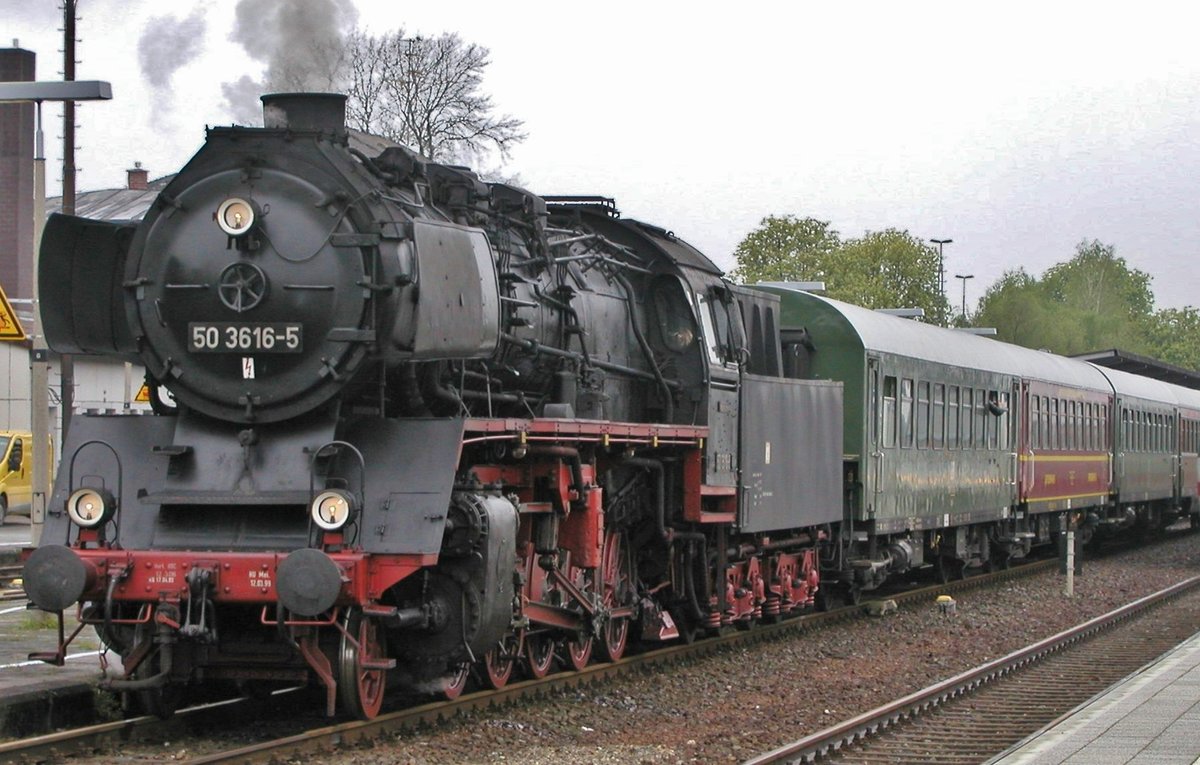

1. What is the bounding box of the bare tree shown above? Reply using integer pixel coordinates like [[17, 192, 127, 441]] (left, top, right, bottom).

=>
[[342, 31, 526, 162], [343, 29, 398, 131]]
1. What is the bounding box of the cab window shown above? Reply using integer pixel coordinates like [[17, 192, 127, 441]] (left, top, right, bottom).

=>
[[652, 279, 697, 353], [695, 290, 736, 366]]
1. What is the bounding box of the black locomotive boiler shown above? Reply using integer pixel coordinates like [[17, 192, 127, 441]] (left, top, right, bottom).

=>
[[24, 93, 844, 718]]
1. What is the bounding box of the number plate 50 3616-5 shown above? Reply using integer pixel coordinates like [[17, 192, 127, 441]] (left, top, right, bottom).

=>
[[188, 323, 303, 353]]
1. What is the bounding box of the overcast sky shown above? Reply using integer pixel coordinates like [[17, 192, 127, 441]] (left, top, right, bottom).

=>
[[8, 0, 1200, 312]]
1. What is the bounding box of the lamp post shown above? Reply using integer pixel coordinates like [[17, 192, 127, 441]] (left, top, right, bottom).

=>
[[955, 273, 974, 321], [0, 80, 112, 545], [930, 238, 953, 323]]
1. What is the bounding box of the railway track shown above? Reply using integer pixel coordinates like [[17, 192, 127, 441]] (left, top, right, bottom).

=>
[[745, 573, 1200, 765], [0, 558, 1055, 764], [0, 565, 23, 602]]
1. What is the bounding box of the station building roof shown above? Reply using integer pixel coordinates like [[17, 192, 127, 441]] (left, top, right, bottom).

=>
[[1074, 349, 1200, 392]]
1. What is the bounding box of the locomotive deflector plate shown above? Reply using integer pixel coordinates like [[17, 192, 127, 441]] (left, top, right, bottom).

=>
[[339, 417, 467, 554]]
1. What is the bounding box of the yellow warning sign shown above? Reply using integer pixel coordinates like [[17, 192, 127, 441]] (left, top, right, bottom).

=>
[[0, 284, 25, 341], [135, 384, 152, 403]]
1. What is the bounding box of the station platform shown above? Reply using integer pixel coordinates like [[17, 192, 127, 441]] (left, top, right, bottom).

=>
[[0, 529, 104, 738], [990, 630, 1200, 764]]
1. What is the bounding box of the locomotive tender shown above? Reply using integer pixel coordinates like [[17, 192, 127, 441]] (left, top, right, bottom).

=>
[[22, 93, 1199, 718]]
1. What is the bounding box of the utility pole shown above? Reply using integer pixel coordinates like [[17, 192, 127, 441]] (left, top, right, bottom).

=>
[[955, 274, 974, 321], [930, 238, 953, 325], [60, 0, 77, 438]]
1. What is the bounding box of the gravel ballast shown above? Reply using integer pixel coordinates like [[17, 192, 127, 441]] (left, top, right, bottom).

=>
[[304, 533, 1200, 765]]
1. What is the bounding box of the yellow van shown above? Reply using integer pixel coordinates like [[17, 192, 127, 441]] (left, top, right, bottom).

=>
[[0, 431, 33, 524]]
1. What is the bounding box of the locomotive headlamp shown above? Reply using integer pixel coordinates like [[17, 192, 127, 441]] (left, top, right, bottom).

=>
[[311, 489, 357, 531], [216, 197, 257, 236], [66, 487, 116, 528]]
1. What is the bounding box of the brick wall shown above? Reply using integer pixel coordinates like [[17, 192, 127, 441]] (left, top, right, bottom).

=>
[[0, 48, 35, 302]]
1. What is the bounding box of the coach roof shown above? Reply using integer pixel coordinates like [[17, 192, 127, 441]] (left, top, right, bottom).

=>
[[756, 287, 1112, 392]]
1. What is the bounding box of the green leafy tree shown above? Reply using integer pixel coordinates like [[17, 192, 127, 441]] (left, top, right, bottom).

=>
[[728, 215, 841, 285], [975, 240, 1154, 356], [730, 218, 947, 321], [831, 229, 949, 323], [1144, 307, 1200, 370], [975, 269, 1082, 351]]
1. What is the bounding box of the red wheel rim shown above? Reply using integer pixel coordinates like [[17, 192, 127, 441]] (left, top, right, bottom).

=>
[[599, 530, 631, 662], [482, 631, 522, 689], [525, 635, 554, 678], [338, 609, 386, 719], [566, 635, 593, 670], [440, 664, 470, 700]]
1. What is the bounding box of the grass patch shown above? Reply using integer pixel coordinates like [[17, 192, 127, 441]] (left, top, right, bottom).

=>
[[17, 610, 58, 632]]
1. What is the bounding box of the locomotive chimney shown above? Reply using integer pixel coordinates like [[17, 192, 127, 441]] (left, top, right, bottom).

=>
[[261, 93, 347, 134]]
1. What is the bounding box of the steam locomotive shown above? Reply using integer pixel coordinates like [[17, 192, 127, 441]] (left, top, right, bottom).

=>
[[23, 93, 1198, 719]]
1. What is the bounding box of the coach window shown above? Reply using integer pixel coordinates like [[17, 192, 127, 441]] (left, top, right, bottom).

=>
[[1088, 403, 1095, 450], [997, 392, 1009, 450], [883, 375, 897, 448], [1069, 401, 1078, 450], [870, 369, 879, 444], [901, 378, 914, 447], [962, 389, 973, 448], [969, 388, 979, 450], [1047, 399, 1057, 450], [1085, 403, 1094, 450], [1042, 395, 1051, 449], [1101, 405, 1109, 449], [987, 390, 1000, 449], [917, 381, 930, 448], [947, 386, 959, 449], [932, 383, 945, 449], [979, 389, 989, 448], [1031, 395, 1041, 449]]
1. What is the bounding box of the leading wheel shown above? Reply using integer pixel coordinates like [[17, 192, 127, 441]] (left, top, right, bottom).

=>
[[338, 608, 387, 719], [598, 530, 632, 662]]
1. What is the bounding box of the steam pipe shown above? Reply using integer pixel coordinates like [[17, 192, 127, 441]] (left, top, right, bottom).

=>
[[501, 333, 679, 388], [615, 274, 673, 421], [528, 445, 586, 511], [621, 455, 708, 620]]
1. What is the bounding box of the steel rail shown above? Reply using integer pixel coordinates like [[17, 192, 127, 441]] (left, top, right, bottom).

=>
[[0, 556, 1102, 764], [742, 572, 1200, 765]]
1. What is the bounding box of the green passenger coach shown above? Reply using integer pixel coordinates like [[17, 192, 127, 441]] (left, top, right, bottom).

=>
[[750, 286, 1118, 590]]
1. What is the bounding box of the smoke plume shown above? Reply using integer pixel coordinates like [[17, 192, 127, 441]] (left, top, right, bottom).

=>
[[223, 0, 359, 122], [138, 10, 208, 90]]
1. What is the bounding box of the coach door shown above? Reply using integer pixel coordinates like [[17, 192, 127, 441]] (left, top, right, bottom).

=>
[[867, 359, 898, 519], [1008, 380, 1020, 502]]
